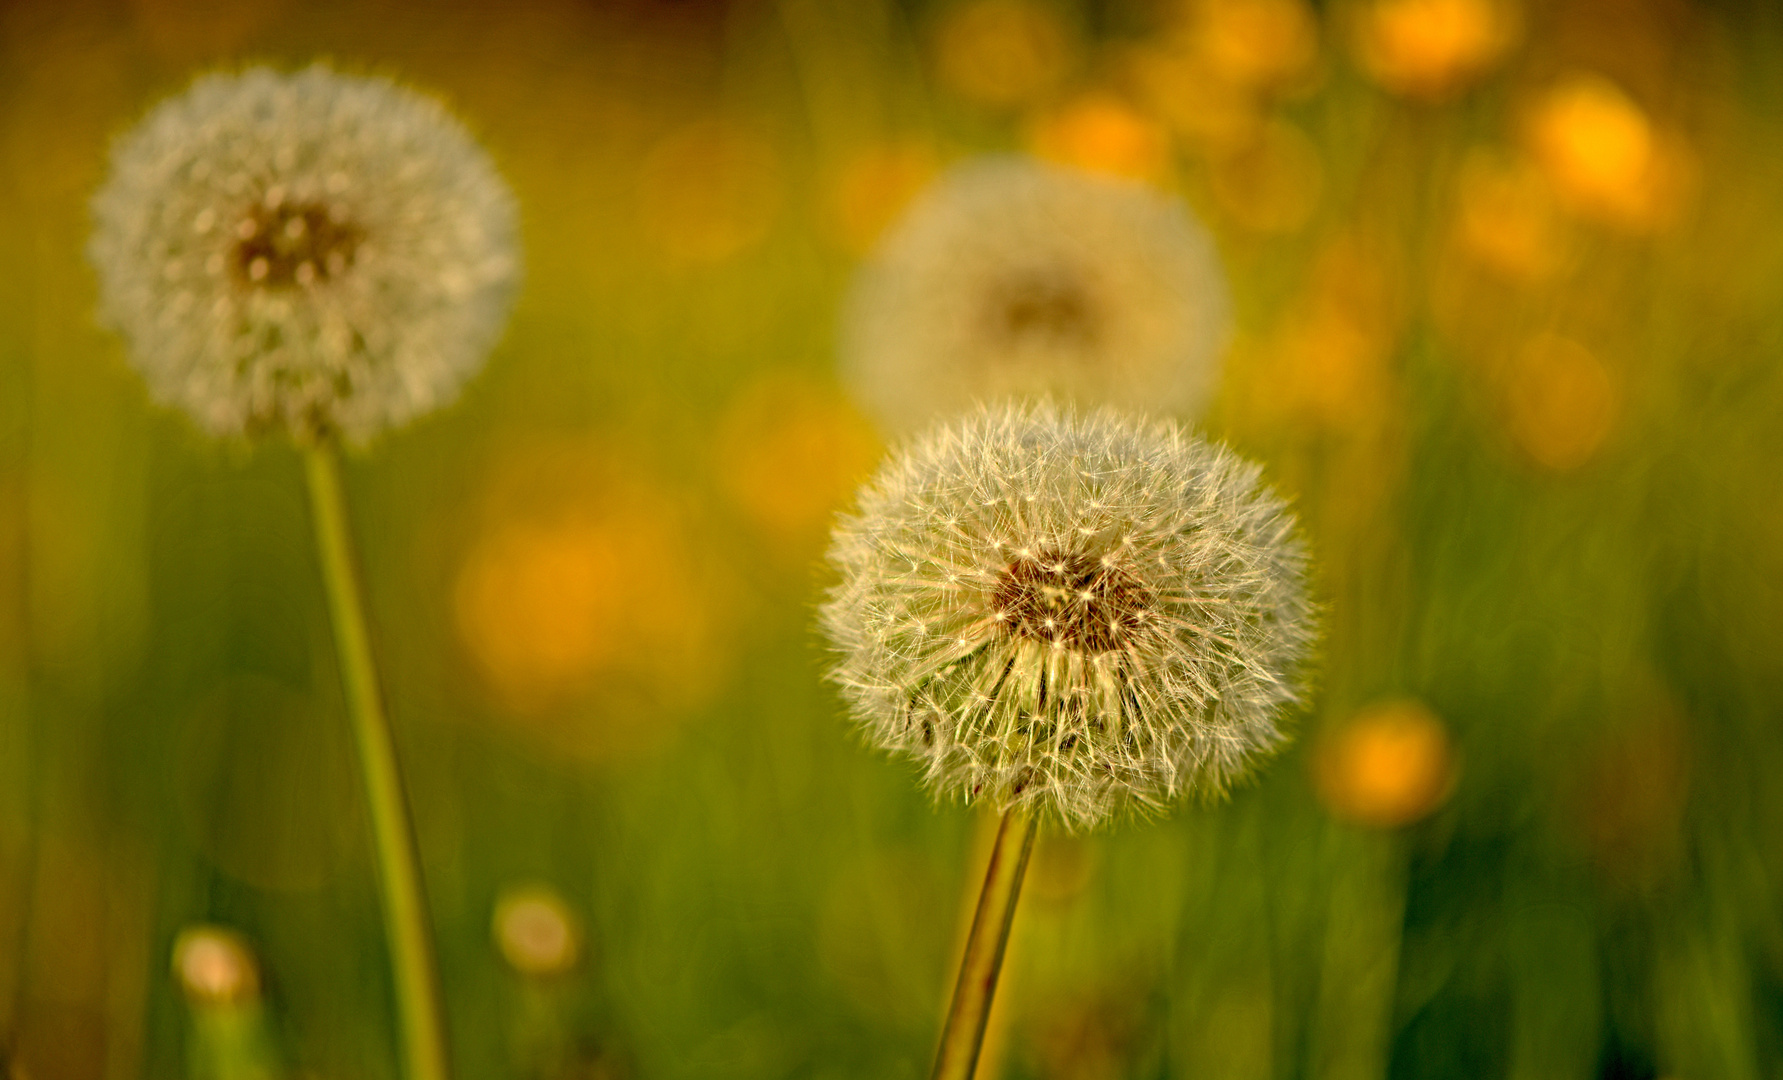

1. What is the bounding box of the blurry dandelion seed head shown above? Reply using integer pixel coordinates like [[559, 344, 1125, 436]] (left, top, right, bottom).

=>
[[493, 883, 582, 978], [89, 64, 519, 443], [842, 157, 1232, 433], [171, 924, 260, 1008], [821, 402, 1316, 829]]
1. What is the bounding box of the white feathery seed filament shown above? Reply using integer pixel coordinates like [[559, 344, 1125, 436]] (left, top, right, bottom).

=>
[[821, 402, 1317, 830], [89, 64, 520, 442], [841, 156, 1232, 433]]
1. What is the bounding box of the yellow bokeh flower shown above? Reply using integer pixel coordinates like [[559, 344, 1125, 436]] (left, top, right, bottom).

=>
[[714, 375, 882, 555], [1315, 700, 1457, 828], [934, 0, 1074, 109], [1527, 74, 1688, 231], [1027, 93, 1172, 182], [1453, 149, 1568, 282], [824, 142, 939, 255], [453, 441, 732, 760], [1243, 238, 1399, 433], [637, 118, 782, 264], [1355, 0, 1517, 99], [1128, 43, 1265, 155], [1501, 333, 1619, 470], [1128, 0, 1317, 155], [1207, 118, 1323, 234], [1192, 0, 1321, 92]]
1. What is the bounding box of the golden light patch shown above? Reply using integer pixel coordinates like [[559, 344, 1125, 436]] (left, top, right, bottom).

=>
[[934, 0, 1074, 109], [1028, 93, 1172, 182], [1453, 150, 1568, 282], [1527, 75, 1688, 231], [1193, 0, 1321, 92], [1502, 333, 1619, 470], [1355, 0, 1516, 99], [1207, 118, 1323, 234], [1128, 43, 1264, 154], [715, 377, 882, 556], [1315, 700, 1456, 828], [1244, 239, 1399, 432], [637, 119, 782, 264], [825, 142, 939, 254], [454, 442, 732, 761]]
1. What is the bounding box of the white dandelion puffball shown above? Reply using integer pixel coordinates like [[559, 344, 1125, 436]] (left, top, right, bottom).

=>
[[821, 403, 1315, 829], [90, 65, 519, 442], [841, 156, 1232, 432]]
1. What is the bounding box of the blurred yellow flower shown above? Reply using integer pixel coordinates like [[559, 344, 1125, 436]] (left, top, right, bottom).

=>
[[1244, 238, 1399, 432], [714, 376, 882, 555], [1027, 93, 1172, 182], [1192, 0, 1321, 92], [934, 0, 1074, 109], [1501, 333, 1619, 470], [1128, 43, 1264, 155], [492, 883, 582, 978], [1453, 150, 1568, 282], [172, 925, 259, 1008], [1315, 700, 1456, 828], [453, 442, 731, 759], [1527, 74, 1687, 230], [637, 119, 782, 264], [1128, 0, 1316, 155], [824, 142, 939, 254], [1207, 118, 1323, 234], [1355, 0, 1517, 99]]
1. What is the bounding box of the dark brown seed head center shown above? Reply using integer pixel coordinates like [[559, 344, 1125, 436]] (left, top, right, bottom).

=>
[[232, 202, 362, 289], [990, 549, 1151, 653], [987, 269, 1099, 350]]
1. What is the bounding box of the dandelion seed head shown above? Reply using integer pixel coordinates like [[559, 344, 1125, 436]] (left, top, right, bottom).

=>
[[841, 157, 1232, 432], [821, 402, 1316, 829], [171, 925, 260, 1008], [492, 883, 582, 978], [89, 64, 519, 442]]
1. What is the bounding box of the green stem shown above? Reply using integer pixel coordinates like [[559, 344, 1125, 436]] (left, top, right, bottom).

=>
[[931, 809, 1038, 1080], [304, 443, 450, 1080]]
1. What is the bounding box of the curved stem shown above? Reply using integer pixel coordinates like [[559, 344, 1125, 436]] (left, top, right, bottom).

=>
[[931, 809, 1038, 1080], [304, 443, 450, 1080]]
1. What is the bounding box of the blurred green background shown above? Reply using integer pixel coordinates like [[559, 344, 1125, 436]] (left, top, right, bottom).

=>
[[5, 0, 1783, 1076]]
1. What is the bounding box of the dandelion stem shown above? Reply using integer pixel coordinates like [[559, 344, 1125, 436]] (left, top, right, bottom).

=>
[[304, 442, 450, 1080], [931, 809, 1039, 1080]]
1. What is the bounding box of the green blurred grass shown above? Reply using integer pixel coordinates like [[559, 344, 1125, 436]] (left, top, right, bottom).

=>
[[5, 0, 1783, 1078]]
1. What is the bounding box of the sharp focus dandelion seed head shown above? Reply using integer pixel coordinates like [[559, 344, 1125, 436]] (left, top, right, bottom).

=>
[[840, 156, 1232, 432], [820, 402, 1316, 830], [89, 64, 520, 442]]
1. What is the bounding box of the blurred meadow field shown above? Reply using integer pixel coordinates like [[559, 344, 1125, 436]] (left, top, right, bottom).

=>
[[5, 0, 1783, 1077]]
